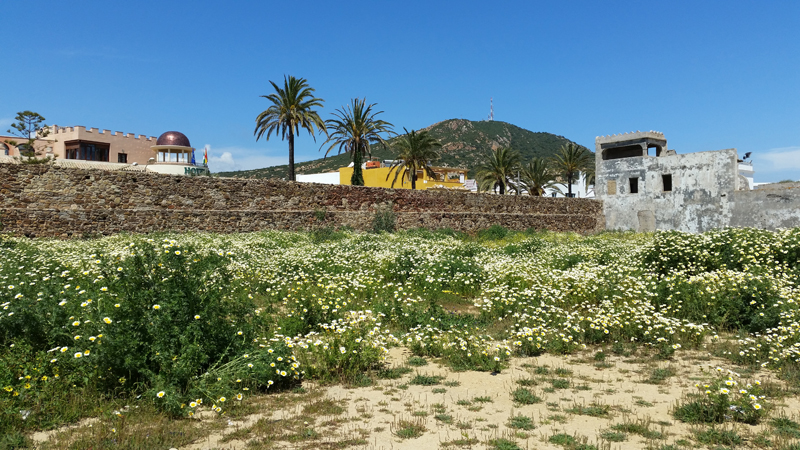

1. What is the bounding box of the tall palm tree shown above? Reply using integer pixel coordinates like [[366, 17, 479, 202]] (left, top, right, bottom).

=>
[[476, 147, 520, 195], [386, 128, 441, 189], [254, 75, 326, 182], [551, 143, 592, 197], [321, 98, 394, 186], [519, 157, 557, 196]]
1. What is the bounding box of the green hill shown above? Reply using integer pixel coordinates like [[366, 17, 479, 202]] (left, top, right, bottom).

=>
[[214, 119, 587, 179]]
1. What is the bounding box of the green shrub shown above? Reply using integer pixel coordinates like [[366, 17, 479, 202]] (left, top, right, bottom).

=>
[[503, 237, 543, 256], [477, 225, 509, 241], [693, 427, 743, 446], [511, 387, 542, 405], [372, 206, 396, 233], [673, 369, 768, 425], [508, 414, 535, 430]]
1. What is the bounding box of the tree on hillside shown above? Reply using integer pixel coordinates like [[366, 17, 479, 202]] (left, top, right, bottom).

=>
[[321, 98, 394, 186], [254, 75, 326, 182], [476, 147, 520, 195], [386, 128, 441, 189], [519, 157, 557, 196], [5, 111, 50, 157], [551, 143, 592, 197]]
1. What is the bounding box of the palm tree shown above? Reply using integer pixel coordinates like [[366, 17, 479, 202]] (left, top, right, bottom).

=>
[[582, 161, 596, 195], [551, 143, 592, 197], [254, 75, 326, 182], [476, 147, 520, 195], [385, 128, 441, 189], [519, 157, 557, 196], [321, 98, 394, 186]]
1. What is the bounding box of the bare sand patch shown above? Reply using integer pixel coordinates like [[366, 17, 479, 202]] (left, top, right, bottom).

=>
[[165, 347, 797, 450]]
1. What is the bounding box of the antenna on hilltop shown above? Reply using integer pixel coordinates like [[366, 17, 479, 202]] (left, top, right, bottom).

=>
[[488, 97, 494, 121]]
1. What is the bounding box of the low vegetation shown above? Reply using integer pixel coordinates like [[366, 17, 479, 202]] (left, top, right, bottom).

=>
[[2, 226, 800, 448]]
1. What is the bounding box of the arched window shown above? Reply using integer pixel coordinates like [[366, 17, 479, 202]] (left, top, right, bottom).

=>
[[0, 143, 9, 156]]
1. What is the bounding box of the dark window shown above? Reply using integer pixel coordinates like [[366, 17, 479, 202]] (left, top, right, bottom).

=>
[[79, 143, 109, 161], [662, 174, 672, 192], [118, 153, 128, 163], [65, 142, 110, 161], [629, 177, 639, 194], [602, 145, 645, 160]]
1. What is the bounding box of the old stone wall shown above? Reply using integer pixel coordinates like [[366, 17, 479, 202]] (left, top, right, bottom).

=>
[[0, 164, 604, 238], [598, 149, 740, 232], [730, 185, 800, 229], [596, 148, 800, 232]]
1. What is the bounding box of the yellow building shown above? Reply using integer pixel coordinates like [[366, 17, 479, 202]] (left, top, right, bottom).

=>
[[338, 165, 468, 190]]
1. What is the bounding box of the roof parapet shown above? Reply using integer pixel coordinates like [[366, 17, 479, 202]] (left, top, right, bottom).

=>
[[50, 125, 157, 141], [595, 130, 665, 144]]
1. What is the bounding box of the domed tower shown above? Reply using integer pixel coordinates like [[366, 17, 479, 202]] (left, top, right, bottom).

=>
[[149, 131, 208, 175]]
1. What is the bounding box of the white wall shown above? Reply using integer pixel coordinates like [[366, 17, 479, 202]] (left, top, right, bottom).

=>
[[297, 172, 340, 185]]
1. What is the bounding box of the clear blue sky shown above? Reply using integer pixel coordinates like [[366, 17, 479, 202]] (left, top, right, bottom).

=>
[[2, 0, 798, 182]]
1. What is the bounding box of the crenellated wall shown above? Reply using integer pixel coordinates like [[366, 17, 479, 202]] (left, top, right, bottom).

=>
[[45, 125, 158, 164], [0, 164, 604, 238]]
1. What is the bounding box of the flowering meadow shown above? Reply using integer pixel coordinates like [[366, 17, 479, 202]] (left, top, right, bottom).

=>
[[1, 226, 799, 444]]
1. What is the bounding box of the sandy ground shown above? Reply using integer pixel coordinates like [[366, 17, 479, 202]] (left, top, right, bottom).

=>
[[173, 346, 799, 450]]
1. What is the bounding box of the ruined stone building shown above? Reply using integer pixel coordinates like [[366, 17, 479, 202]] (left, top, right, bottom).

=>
[[595, 131, 800, 232]]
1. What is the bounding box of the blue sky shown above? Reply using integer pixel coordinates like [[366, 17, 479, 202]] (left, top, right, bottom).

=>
[[1, 0, 798, 182]]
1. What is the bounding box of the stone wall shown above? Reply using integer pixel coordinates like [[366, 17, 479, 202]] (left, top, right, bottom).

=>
[[595, 144, 800, 232], [0, 164, 604, 238], [597, 149, 740, 232], [730, 185, 800, 229]]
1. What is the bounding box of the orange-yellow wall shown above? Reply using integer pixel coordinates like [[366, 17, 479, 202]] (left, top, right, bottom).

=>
[[339, 167, 465, 190]]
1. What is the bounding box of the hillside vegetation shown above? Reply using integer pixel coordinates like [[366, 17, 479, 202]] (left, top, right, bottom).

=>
[[215, 119, 587, 179]]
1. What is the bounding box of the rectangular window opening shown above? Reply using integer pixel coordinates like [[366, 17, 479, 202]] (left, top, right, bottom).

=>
[[629, 177, 639, 194], [662, 174, 672, 192], [118, 153, 128, 163]]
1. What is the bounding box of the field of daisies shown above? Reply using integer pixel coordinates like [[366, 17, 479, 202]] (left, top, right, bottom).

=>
[[2, 226, 800, 443]]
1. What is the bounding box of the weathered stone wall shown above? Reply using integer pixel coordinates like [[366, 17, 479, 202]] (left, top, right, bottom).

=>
[[0, 164, 604, 238], [595, 147, 800, 232], [730, 185, 800, 229], [597, 149, 740, 232]]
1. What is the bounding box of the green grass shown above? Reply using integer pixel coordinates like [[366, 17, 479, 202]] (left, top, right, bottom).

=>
[[643, 366, 677, 384], [511, 387, 542, 405], [377, 366, 413, 379], [409, 374, 444, 386], [549, 433, 577, 446], [507, 414, 536, 430], [516, 377, 538, 386], [548, 433, 599, 449], [488, 438, 523, 450], [610, 420, 665, 439], [693, 427, 743, 446], [599, 430, 626, 442], [434, 413, 453, 424], [392, 419, 426, 439], [566, 403, 610, 417], [407, 356, 428, 367], [771, 416, 800, 438]]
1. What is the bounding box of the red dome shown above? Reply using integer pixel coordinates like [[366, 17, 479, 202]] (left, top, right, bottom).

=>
[[156, 131, 191, 147]]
